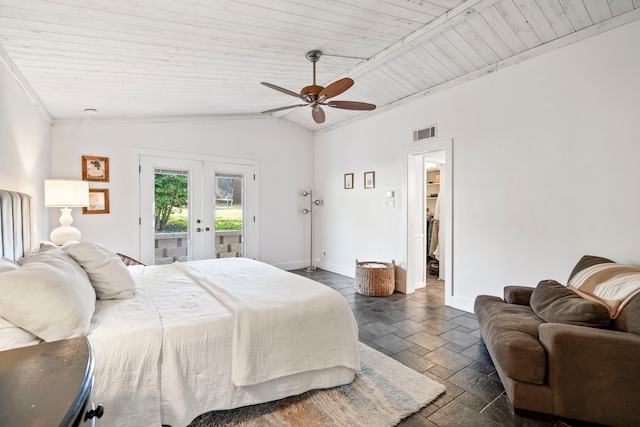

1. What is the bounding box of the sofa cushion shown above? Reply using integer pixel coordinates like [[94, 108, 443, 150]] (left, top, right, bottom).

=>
[[503, 285, 534, 305], [474, 295, 547, 385], [613, 293, 640, 335], [530, 280, 611, 329]]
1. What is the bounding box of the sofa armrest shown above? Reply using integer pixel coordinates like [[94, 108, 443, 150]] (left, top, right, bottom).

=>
[[503, 286, 535, 305], [539, 323, 640, 425]]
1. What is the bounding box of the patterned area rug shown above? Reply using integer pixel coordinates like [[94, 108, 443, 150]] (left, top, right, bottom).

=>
[[188, 343, 446, 427]]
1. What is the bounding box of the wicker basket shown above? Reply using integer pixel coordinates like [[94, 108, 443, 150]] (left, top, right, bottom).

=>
[[355, 259, 395, 296]]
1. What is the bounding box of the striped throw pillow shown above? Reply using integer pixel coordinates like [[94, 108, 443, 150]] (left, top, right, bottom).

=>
[[568, 256, 640, 318]]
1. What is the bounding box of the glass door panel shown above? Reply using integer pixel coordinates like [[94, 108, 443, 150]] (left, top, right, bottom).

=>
[[214, 172, 244, 258], [153, 168, 190, 265]]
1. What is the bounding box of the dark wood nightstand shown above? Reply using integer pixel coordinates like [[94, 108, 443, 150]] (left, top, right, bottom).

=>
[[0, 337, 101, 426]]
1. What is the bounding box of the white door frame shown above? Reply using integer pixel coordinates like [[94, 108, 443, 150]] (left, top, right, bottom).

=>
[[404, 139, 453, 304], [139, 156, 204, 264], [133, 148, 259, 263]]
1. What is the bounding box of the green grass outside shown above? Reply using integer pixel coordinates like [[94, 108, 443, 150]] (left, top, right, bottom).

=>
[[164, 205, 242, 231], [215, 218, 242, 230], [166, 216, 188, 229]]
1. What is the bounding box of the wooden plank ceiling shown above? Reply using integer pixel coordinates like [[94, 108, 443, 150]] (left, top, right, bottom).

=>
[[1, 0, 639, 131]]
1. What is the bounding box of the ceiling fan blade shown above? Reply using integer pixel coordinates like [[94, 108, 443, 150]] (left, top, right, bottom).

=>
[[327, 100, 376, 111], [312, 106, 325, 124], [318, 78, 354, 99], [261, 104, 306, 114], [261, 82, 302, 99]]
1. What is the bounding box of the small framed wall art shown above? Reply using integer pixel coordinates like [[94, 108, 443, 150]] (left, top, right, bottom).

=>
[[364, 171, 375, 189], [344, 173, 354, 189], [83, 188, 110, 214], [82, 155, 109, 182]]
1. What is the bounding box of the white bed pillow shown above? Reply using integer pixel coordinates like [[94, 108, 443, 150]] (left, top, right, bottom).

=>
[[63, 242, 136, 300], [0, 258, 19, 273], [0, 245, 96, 341], [0, 316, 41, 351]]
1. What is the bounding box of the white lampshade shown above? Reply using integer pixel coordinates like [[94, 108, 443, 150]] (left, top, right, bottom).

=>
[[44, 179, 89, 207]]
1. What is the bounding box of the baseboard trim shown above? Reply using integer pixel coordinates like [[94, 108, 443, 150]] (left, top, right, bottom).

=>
[[272, 260, 309, 271], [316, 261, 355, 278], [445, 295, 474, 313]]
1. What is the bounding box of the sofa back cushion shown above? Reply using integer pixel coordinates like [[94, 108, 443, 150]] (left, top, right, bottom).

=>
[[613, 294, 640, 335], [530, 280, 611, 329]]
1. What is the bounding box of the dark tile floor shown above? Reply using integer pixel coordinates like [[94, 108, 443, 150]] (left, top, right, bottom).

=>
[[292, 268, 599, 427]]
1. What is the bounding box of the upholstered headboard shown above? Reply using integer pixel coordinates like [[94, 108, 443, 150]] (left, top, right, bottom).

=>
[[0, 190, 33, 261]]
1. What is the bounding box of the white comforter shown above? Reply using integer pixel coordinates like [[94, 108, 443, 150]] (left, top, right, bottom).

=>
[[88, 258, 360, 427]]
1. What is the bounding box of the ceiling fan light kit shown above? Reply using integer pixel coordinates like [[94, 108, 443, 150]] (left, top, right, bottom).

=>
[[261, 50, 376, 124]]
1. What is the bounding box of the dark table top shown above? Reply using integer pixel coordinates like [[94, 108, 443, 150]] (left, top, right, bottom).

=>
[[0, 337, 94, 427]]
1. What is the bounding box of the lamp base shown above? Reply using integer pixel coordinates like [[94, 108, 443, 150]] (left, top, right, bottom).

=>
[[50, 207, 81, 246], [50, 226, 81, 246]]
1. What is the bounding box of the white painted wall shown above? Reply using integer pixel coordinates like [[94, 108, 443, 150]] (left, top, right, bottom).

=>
[[6, 18, 640, 308], [51, 117, 314, 268], [314, 123, 404, 277], [0, 60, 52, 243], [315, 19, 640, 312]]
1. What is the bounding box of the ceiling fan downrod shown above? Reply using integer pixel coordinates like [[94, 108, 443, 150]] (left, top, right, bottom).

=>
[[306, 50, 322, 86]]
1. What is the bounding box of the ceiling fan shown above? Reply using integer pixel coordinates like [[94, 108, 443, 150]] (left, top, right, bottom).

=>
[[260, 50, 376, 124]]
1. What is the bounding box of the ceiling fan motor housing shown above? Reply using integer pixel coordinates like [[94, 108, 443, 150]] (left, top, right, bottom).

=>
[[300, 85, 323, 102]]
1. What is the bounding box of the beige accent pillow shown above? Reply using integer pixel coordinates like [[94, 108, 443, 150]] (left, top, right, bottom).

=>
[[63, 242, 136, 300], [1, 245, 96, 341]]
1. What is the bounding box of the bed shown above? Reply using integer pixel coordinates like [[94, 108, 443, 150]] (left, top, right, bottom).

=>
[[0, 190, 360, 426]]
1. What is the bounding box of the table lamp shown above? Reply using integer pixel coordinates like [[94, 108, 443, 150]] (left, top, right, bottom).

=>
[[44, 179, 89, 245]]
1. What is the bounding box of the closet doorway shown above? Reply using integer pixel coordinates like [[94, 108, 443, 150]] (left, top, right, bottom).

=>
[[425, 154, 445, 282], [406, 139, 452, 302]]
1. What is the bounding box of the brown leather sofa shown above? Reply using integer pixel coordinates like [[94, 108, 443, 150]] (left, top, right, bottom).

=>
[[474, 256, 640, 426]]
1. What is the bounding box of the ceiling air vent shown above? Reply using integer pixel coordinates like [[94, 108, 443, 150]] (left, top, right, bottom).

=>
[[412, 124, 437, 142]]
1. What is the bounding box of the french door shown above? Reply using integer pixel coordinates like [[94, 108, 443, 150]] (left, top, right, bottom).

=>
[[139, 154, 258, 265]]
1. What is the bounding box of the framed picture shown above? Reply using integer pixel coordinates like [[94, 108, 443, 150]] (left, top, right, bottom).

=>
[[364, 171, 375, 189], [82, 155, 109, 182], [344, 173, 354, 189], [83, 189, 110, 214]]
